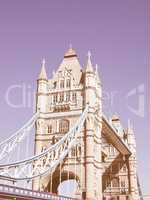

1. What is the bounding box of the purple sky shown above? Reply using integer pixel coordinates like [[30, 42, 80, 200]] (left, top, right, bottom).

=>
[[0, 0, 150, 195]]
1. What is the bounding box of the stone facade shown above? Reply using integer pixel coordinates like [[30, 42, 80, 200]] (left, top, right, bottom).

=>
[[33, 47, 139, 200]]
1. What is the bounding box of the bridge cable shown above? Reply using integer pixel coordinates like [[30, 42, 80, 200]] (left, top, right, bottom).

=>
[[0, 106, 89, 181], [0, 111, 39, 161], [25, 130, 30, 158], [17, 141, 21, 162]]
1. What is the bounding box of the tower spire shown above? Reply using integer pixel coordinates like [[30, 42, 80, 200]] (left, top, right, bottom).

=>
[[85, 51, 94, 72], [38, 58, 47, 80], [95, 64, 101, 84], [95, 64, 98, 74]]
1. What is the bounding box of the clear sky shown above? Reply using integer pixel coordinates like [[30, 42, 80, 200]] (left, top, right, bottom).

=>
[[0, 0, 149, 195]]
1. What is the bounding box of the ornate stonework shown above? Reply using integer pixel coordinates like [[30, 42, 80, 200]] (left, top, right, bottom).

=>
[[34, 47, 139, 200]]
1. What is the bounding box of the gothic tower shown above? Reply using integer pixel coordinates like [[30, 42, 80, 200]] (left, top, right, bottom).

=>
[[34, 47, 103, 199], [34, 47, 139, 200]]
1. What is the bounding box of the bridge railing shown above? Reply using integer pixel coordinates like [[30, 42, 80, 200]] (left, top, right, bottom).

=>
[[0, 184, 79, 200]]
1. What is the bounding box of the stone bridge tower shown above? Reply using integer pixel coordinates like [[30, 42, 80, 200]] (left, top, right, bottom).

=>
[[34, 47, 102, 199], [34, 47, 139, 200]]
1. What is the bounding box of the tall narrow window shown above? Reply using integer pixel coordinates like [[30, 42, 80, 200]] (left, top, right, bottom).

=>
[[120, 180, 125, 188], [109, 145, 115, 156], [53, 94, 58, 103], [59, 119, 69, 134], [112, 178, 119, 188], [72, 92, 77, 102], [122, 165, 127, 172], [66, 92, 70, 102], [60, 80, 64, 88], [66, 79, 71, 88], [41, 146, 46, 152], [53, 81, 57, 89], [48, 125, 52, 133], [52, 136, 55, 144], [59, 93, 64, 102]]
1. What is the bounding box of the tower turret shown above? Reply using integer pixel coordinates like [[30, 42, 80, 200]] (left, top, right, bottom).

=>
[[37, 59, 48, 113], [85, 51, 95, 106], [32, 48, 139, 200], [34, 59, 48, 190], [84, 52, 102, 200], [38, 59, 47, 80], [85, 51, 94, 73]]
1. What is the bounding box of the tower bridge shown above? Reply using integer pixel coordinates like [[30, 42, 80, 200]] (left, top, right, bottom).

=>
[[0, 47, 143, 200]]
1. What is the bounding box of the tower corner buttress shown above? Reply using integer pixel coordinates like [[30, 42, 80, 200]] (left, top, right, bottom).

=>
[[127, 121, 139, 199], [84, 51, 103, 200]]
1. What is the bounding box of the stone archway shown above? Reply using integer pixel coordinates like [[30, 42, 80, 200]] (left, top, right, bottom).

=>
[[58, 179, 78, 197], [47, 170, 80, 196]]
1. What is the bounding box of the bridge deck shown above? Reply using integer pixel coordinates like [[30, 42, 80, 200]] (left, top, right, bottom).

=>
[[0, 184, 78, 200]]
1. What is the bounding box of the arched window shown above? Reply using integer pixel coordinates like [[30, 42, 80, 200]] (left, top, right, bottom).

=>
[[59, 119, 69, 134]]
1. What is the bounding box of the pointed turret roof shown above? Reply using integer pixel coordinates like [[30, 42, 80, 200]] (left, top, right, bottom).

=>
[[56, 46, 82, 84], [38, 59, 47, 80], [85, 51, 94, 72]]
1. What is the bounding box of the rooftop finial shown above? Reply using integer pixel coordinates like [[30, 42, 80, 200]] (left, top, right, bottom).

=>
[[85, 50, 93, 72], [128, 119, 133, 130], [42, 58, 46, 66], [69, 43, 72, 49], [88, 50, 91, 59], [38, 58, 47, 80], [127, 119, 134, 135], [64, 44, 77, 58]]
